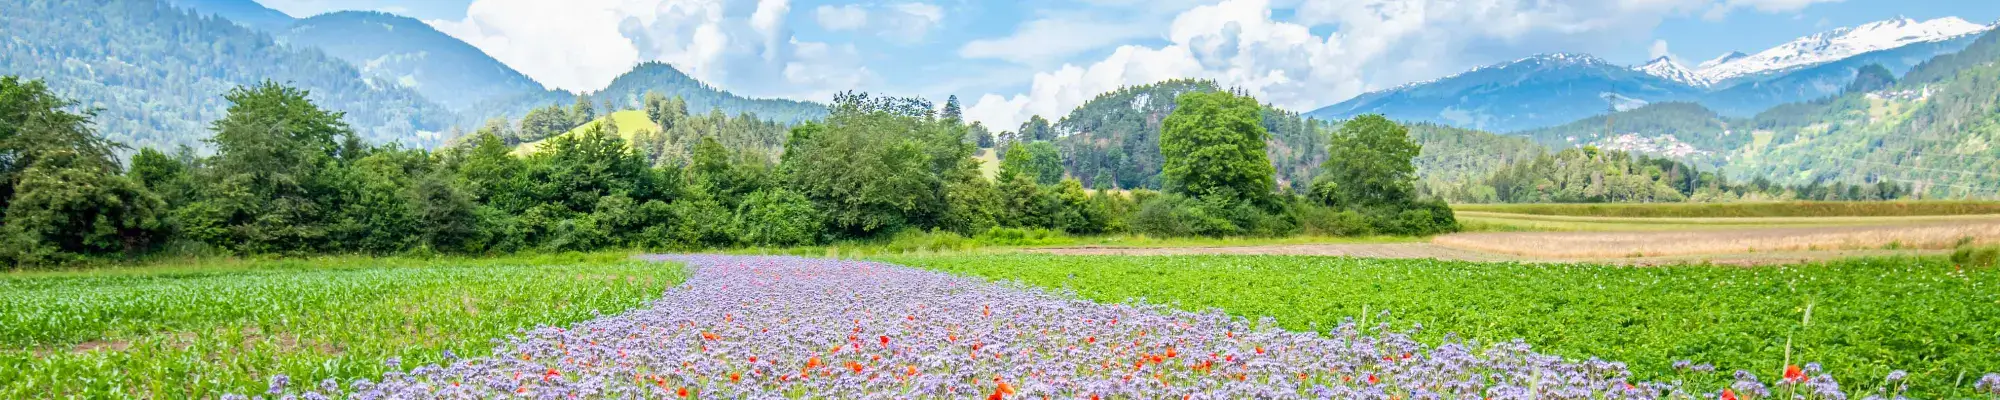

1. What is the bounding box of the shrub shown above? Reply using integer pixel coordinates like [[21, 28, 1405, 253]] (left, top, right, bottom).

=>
[[1952, 244, 2000, 269], [974, 227, 1064, 246], [885, 229, 972, 253]]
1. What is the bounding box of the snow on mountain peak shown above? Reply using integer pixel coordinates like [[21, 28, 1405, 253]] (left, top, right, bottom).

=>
[[1636, 56, 1708, 87], [1696, 16, 1992, 83], [1697, 51, 1748, 70]]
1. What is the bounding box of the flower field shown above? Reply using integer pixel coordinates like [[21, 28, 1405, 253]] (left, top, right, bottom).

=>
[[0, 254, 683, 398], [215, 255, 1997, 399], [881, 254, 2000, 398]]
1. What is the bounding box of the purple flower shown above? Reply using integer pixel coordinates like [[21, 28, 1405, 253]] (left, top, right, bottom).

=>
[[268, 374, 289, 395]]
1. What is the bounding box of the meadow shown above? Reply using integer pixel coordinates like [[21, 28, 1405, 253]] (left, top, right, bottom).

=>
[[0, 253, 684, 399], [878, 253, 2000, 398]]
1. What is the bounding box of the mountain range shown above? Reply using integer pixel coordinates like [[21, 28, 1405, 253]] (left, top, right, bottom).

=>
[[4, 0, 823, 152], [1308, 17, 1996, 133]]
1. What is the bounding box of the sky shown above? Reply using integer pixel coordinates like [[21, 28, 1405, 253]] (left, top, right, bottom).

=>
[[254, 0, 1998, 129]]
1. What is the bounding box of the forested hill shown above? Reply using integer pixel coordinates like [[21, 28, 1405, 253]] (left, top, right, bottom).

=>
[[280, 11, 562, 113], [1053, 80, 1551, 193], [1723, 29, 2000, 198], [1054, 80, 1327, 191], [1513, 29, 2000, 199], [164, 0, 293, 32], [0, 0, 456, 151], [586, 63, 828, 125]]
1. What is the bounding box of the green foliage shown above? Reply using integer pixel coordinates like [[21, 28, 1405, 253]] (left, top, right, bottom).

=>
[[1160, 90, 1274, 204], [886, 254, 2000, 398], [1056, 80, 1328, 192], [0, 255, 685, 398], [779, 92, 973, 238], [1318, 115, 1421, 209], [1951, 243, 1999, 269], [1453, 201, 2000, 218], [734, 188, 820, 247], [999, 141, 1065, 185]]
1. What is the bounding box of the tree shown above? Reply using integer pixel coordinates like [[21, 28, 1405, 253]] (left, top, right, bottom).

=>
[[734, 188, 820, 246], [1019, 115, 1054, 142], [781, 92, 970, 237], [0, 77, 167, 265], [1158, 90, 1273, 205], [999, 141, 1064, 185], [942, 95, 963, 123], [195, 81, 361, 253], [968, 122, 995, 148], [1316, 115, 1421, 209], [518, 105, 572, 142], [571, 93, 597, 127]]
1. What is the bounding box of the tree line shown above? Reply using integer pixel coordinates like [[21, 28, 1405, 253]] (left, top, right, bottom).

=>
[[0, 77, 1454, 267]]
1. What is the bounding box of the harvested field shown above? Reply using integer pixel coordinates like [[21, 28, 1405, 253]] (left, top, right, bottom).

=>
[[1455, 211, 2000, 232], [1454, 201, 2000, 218], [1028, 243, 1512, 260], [1433, 218, 2000, 259]]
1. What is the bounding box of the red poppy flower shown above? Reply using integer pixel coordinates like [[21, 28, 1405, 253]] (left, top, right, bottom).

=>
[[1721, 388, 1739, 400], [1784, 365, 1805, 382]]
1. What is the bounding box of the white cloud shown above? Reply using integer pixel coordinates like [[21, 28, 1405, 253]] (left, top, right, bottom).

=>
[[430, 0, 860, 100], [965, 0, 1832, 129], [1704, 0, 1842, 20], [429, 0, 644, 92], [812, 2, 944, 43], [884, 2, 945, 41], [814, 4, 868, 31], [960, 17, 1156, 65], [1649, 39, 1675, 61]]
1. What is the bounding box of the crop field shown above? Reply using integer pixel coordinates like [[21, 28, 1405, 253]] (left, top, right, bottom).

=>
[[0, 254, 684, 399], [879, 253, 2000, 398], [1453, 201, 2000, 218]]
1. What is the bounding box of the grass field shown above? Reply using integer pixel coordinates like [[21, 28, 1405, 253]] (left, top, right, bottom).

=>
[[1453, 201, 2000, 218], [512, 110, 662, 155], [878, 253, 2000, 398], [0, 253, 684, 399]]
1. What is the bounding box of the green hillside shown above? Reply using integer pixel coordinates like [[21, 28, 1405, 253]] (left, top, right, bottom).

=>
[[513, 111, 660, 155], [0, 0, 456, 151]]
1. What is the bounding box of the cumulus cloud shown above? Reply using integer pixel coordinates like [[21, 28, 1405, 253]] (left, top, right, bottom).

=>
[[965, 0, 1830, 129], [431, 0, 861, 100], [883, 2, 945, 41], [1649, 39, 1676, 61], [959, 17, 1156, 66], [814, 4, 868, 32]]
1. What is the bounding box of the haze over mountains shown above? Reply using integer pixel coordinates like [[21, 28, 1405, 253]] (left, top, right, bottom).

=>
[[1308, 16, 1995, 134]]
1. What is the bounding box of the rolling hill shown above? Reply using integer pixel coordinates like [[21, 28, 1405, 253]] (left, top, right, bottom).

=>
[[584, 63, 827, 125]]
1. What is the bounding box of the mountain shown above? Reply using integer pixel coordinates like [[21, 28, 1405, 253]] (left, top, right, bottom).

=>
[[1697, 51, 1749, 70], [1305, 53, 1706, 133], [1718, 29, 2000, 198], [1698, 35, 1981, 116], [1514, 102, 1742, 167], [584, 62, 827, 125], [279, 11, 559, 113], [1637, 57, 1709, 87], [0, 0, 457, 151], [164, 0, 293, 32], [1697, 16, 1991, 84], [1305, 17, 1995, 134]]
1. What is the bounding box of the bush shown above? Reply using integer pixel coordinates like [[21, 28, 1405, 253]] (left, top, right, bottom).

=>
[[1952, 244, 2000, 269], [734, 188, 822, 247], [1300, 204, 1372, 236]]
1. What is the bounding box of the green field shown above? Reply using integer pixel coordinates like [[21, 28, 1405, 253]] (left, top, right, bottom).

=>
[[0, 253, 684, 398], [879, 253, 2000, 398], [1453, 201, 2000, 218], [513, 110, 663, 155]]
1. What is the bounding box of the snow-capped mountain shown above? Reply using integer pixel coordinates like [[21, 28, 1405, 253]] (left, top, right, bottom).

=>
[[1636, 57, 1708, 87], [1697, 17, 1992, 83], [1696, 52, 1748, 70], [1305, 53, 1703, 133]]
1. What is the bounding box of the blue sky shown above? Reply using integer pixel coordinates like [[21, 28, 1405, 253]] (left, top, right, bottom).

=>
[[253, 0, 1997, 128]]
